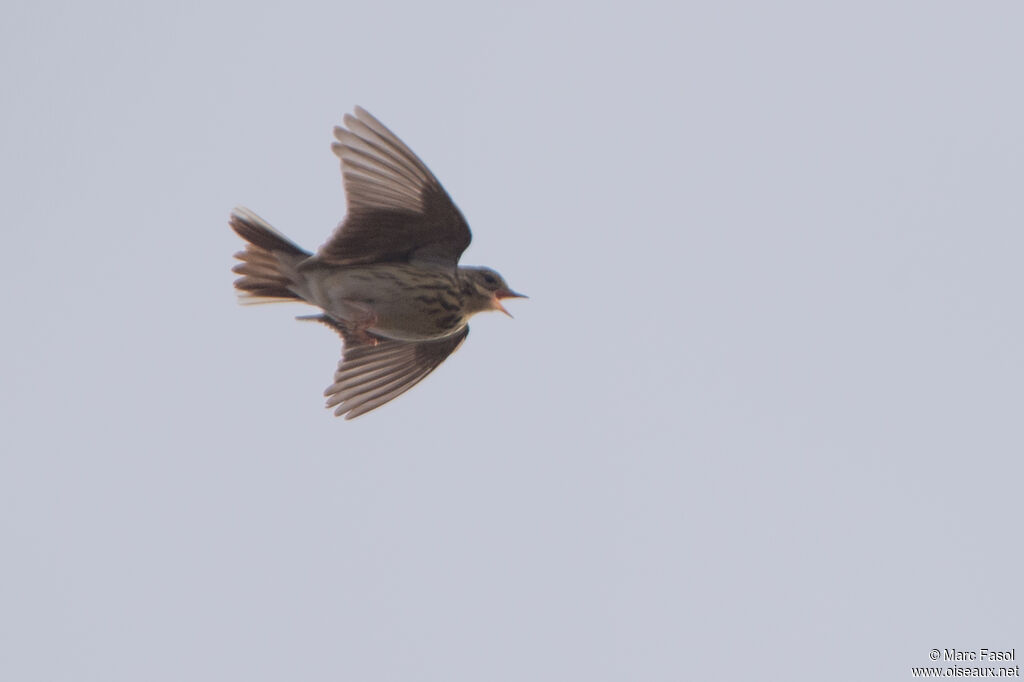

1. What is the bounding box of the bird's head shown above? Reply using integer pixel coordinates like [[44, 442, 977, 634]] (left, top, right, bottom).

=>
[[461, 266, 527, 317]]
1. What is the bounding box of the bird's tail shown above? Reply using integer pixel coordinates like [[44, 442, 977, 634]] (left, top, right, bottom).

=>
[[229, 207, 311, 303]]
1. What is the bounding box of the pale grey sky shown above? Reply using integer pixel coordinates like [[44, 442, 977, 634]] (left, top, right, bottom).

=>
[[2, 1, 1022, 680]]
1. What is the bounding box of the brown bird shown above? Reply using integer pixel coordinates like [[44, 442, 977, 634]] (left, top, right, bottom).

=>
[[230, 107, 525, 419]]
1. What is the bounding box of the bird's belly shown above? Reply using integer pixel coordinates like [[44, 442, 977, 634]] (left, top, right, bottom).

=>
[[305, 265, 466, 341]]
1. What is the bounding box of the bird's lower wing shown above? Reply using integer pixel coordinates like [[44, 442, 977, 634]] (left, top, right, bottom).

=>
[[322, 325, 470, 419]]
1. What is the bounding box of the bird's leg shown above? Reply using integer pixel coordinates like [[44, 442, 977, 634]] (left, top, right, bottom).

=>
[[297, 303, 380, 347], [338, 299, 380, 346]]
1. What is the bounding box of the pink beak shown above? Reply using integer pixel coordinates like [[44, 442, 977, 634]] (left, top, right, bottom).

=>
[[493, 289, 528, 317]]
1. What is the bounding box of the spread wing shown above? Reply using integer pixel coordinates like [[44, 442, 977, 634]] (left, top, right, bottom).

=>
[[316, 107, 471, 270], [313, 316, 469, 419]]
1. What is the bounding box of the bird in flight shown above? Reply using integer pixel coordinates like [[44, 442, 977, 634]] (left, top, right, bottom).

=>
[[230, 107, 525, 419]]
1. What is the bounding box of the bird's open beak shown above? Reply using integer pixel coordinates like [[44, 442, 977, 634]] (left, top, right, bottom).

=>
[[493, 289, 528, 318]]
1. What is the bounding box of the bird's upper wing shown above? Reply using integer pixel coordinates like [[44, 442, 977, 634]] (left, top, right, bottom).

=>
[[316, 318, 470, 419], [315, 107, 471, 270]]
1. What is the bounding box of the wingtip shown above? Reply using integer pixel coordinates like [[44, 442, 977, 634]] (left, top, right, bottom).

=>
[[353, 106, 387, 130], [230, 205, 256, 222]]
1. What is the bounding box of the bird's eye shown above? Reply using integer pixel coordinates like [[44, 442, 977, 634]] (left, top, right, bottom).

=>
[[483, 273, 498, 286]]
